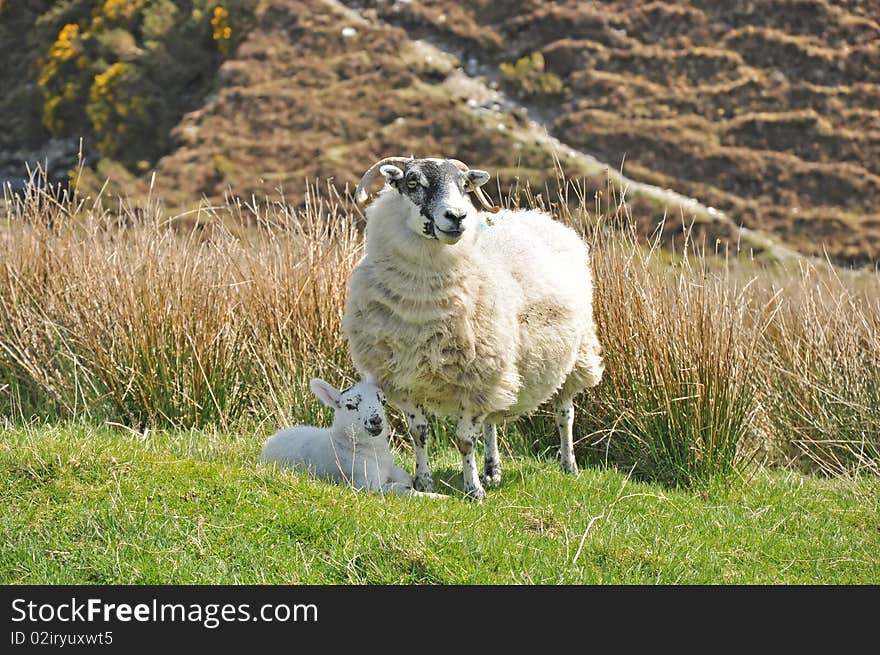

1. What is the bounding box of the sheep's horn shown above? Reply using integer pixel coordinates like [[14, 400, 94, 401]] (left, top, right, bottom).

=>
[[355, 157, 413, 205], [449, 159, 500, 214]]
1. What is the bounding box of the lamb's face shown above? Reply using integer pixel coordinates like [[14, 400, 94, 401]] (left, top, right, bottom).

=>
[[379, 159, 490, 245], [337, 382, 388, 437], [310, 378, 389, 438]]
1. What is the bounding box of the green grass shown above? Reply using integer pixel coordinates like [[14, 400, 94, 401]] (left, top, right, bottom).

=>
[[2, 422, 877, 584]]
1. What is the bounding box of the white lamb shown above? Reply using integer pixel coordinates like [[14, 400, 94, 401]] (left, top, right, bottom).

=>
[[260, 378, 445, 498], [344, 156, 604, 500]]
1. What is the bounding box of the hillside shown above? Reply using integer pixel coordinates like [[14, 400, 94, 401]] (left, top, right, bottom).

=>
[[2, 0, 879, 266], [347, 0, 880, 266]]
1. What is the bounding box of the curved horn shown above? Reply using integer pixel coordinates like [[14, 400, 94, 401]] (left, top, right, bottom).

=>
[[354, 157, 413, 205], [449, 158, 500, 213], [473, 186, 500, 214]]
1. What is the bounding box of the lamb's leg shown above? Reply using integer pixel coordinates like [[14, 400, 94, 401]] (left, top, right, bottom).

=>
[[382, 468, 417, 497], [456, 413, 487, 501], [555, 398, 579, 475], [383, 466, 449, 499], [482, 423, 502, 488], [380, 464, 414, 496], [400, 402, 434, 492]]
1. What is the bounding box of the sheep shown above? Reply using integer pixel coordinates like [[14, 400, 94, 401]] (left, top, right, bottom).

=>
[[260, 378, 446, 498], [343, 156, 604, 500]]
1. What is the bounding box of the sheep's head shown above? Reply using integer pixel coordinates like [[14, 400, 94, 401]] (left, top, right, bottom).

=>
[[310, 378, 388, 439], [355, 157, 498, 245]]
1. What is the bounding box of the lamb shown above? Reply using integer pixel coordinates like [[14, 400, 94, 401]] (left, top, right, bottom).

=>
[[343, 156, 604, 500], [260, 378, 445, 498]]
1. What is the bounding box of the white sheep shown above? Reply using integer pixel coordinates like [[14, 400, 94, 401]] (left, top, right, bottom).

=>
[[344, 157, 604, 500], [260, 378, 445, 498]]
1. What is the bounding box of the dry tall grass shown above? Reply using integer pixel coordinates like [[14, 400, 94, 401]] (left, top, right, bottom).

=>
[[1, 177, 359, 431], [2, 173, 878, 483], [760, 265, 880, 476]]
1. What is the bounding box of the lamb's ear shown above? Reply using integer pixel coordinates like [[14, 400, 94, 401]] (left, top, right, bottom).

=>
[[466, 169, 490, 188], [380, 165, 404, 182], [310, 378, 340, 409]]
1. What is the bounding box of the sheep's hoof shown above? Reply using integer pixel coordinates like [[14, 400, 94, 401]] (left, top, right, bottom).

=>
[[463, 483, 487, 502], [412, 473, 434, 492], [561, 459, 579, 476], [482, 460, 502, 488], [557, 448, 580, 476]]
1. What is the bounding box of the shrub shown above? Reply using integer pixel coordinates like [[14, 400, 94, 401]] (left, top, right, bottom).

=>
[[86, 62, 151, 159], [34, 1, 256, 170], [210, 5, 233, 56], [102, 0, 146, 23], [499, 51, 566, 98], [38, 23, 95, 135]]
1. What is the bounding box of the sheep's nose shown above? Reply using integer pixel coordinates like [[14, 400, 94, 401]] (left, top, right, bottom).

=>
[[444, 208, 467, 225]]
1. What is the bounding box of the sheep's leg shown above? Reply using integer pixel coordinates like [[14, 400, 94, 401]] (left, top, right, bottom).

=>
[[401, 403, 434, 492], [482, 423, 502, 488], [555, 398, 579, 475], [456, 413, 487, 501]]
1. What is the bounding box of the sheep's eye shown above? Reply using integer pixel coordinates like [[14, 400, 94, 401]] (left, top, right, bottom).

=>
[[406, 178, 419, 189]]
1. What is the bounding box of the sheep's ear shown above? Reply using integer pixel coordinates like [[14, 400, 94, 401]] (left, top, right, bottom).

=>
[[310, 378, 340, 409], [466, 169, 490, 188], [379, 164, 404, 182]]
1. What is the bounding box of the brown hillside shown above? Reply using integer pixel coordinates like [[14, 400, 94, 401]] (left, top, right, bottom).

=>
[[144, 0, 576, 210], [345, 0, 880, 267], [3, 0, 880, 267]]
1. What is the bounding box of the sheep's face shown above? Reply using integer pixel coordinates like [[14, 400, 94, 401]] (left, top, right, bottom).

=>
[[379, 158, 490, 245], [310, 378, 388, 438]]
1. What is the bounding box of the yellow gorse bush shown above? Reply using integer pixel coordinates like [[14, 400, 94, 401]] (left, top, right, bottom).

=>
[[38, 24, 91, 133], [103, 0, 145, 22], [34, 1, 252, 166], [87, 62, 148, 155], [211, 5, 232, 55], [45, 23, 80, 63], [499, 51, 566, 97]]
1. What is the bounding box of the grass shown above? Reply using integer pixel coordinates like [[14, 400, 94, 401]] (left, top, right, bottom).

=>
[[1, 422, 877, 584]]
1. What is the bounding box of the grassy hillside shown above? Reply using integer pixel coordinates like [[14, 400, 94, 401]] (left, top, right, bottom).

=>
[[1, 2, 879, 585], [2, 423, 877, 584]]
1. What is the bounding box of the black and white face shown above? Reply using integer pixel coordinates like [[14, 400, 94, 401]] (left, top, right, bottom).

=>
[[310, 378, 388, 437], [379, 158, 491, 245]]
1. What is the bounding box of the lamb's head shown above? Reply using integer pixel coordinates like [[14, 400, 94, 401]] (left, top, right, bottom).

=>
[[355, 157, 497, 245], [310, 378, 388, 439]]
